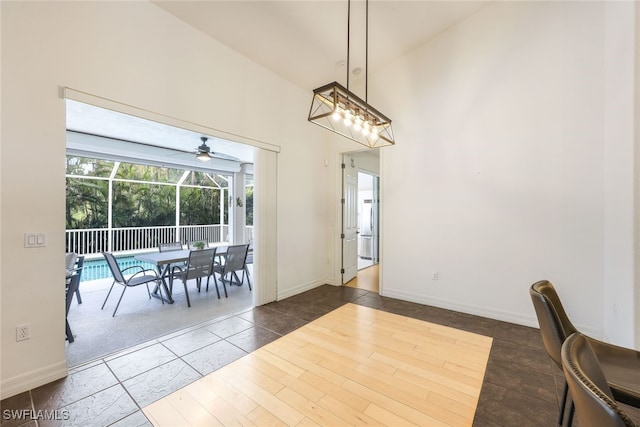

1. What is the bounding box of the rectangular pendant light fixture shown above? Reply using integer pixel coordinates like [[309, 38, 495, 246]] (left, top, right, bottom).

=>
[[308, 0, 395, 149], [308, 81, 395, 148]]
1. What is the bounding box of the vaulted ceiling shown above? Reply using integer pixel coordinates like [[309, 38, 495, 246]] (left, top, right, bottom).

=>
[[153, 1, 490, 90], [67, 1, 490, 167]]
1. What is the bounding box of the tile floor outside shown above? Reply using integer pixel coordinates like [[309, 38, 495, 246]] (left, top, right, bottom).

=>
[[2, 285, 639, 427]]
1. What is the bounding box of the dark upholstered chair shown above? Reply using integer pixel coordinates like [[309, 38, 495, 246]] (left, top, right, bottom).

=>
[[530, 280, 640, 426], [562, 333, 637, 427]]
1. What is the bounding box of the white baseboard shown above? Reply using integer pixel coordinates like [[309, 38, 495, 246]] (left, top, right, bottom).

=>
[[1, 361, 67, 400], [381, 288, 603, 338], [277, 278, 327, 300]]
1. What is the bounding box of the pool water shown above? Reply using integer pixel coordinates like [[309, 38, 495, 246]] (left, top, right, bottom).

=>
[[81, 255, 156, 282]]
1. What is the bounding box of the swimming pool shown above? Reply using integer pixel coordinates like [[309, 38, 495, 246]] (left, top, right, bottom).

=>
[[80, 255, 156, 282]]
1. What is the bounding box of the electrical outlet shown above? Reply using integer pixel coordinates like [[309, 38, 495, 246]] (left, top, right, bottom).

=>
[[16, 324, 31, 341], [432, 271, 439, 280]]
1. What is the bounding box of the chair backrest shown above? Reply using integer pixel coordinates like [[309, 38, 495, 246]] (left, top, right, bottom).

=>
[[159, 241, 183, 252], [66, 256, 84, 312], [75, 255, 85, 273], [102, 252, 125, 283], [66, 255, 84, 285], [529, 280, 578, 367], [65, 252, 78, 269], [562, 333, 636, 427], [64, 252, 78, 285], [245, 239, 254, 264], [224, 244, 249, 273], [185, 248, 215, 280]]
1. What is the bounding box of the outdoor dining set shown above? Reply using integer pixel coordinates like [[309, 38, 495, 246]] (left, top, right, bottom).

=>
[[65, 241, 252, 342]]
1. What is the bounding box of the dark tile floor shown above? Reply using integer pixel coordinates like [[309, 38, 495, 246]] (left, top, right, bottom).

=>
[[2, 285, 639, 426]]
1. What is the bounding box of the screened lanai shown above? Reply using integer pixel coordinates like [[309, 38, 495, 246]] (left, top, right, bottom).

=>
[[65, 99, 257, 258], [64, 100, 261, 365], [65, 155, 254, 257]]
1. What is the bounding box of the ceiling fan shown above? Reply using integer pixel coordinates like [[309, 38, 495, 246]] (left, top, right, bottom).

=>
[[196, 136, 214, 161], [176, 136, 239, 162]]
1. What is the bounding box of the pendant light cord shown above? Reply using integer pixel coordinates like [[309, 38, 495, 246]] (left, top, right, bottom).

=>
[[365, 0, 368, 104], [346, 0, 351, 91], [346, 0, 370, 106]]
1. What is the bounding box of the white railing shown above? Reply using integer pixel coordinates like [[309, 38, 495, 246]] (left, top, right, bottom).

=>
[[111, 226, 180, 252], [179, 225, 228, 245], [66, 228, 110, 255], [66, 225, 232, 255]]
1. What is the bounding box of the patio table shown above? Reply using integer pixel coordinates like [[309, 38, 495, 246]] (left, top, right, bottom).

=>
[[135, 244, 228, 304]]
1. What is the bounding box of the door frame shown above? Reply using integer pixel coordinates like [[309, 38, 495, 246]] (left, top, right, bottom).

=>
[[357, 170, 380, 266], [335, 148, 382, 291], [341, 154, 359, 284]]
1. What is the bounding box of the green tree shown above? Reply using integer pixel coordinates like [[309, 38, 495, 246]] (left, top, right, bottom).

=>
[[66, 156, 228, 230], [180, 187, 222, 225], [245, 186, 253, 225], [65, 157, 113, 229], [112, 182, 176, 227], [65, 178, 109, 229]]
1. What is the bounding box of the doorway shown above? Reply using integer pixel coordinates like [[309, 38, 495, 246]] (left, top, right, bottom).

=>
[[63, 95, 278, 366], [357, 172, 380, 270], [341, 150, 380, 292]]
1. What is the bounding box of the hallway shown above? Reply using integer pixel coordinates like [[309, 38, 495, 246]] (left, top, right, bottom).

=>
[[344, 264, 379, 293]]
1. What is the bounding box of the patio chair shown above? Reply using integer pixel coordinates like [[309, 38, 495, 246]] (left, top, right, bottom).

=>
[[170, 248, 217, 306], [245, 239, 253, 265], [159, 241, 183, 252], [214, 244, 251, 296], [101, 251, 161, 317], [159, 241, 186, 272], [243, 239, 253, 285], [65, 252, 83, 304], [65, 255, 84, 342]]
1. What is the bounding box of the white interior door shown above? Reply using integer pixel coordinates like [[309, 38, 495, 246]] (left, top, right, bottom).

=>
[[342, 155, 358, 283], [371, 174, 380, 264]]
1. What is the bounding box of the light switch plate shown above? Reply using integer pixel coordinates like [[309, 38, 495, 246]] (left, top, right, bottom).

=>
[[24, 232, 47, 248], [24, 233, 36, 248]]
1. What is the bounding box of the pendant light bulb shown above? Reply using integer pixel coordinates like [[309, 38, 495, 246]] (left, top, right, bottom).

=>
[[344, 110, 353, 126], [370, 127, 379, 141], [354, 116, 363, 131]]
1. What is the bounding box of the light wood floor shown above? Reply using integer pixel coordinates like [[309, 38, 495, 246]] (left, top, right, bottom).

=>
[[345, 264, 379, 292], [144, 303, 492, 426]]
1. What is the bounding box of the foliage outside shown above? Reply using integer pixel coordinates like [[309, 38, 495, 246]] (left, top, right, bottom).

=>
[[66, 156, 230, 230], [245, 186, 253, 226]]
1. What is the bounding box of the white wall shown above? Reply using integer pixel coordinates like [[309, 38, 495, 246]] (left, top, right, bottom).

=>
[[3, 0, 637, 400], [351, 150, 380, 175], [602, 1, 637, 346], [370, 1, 637, 343], [1, 1, 330, 397]]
